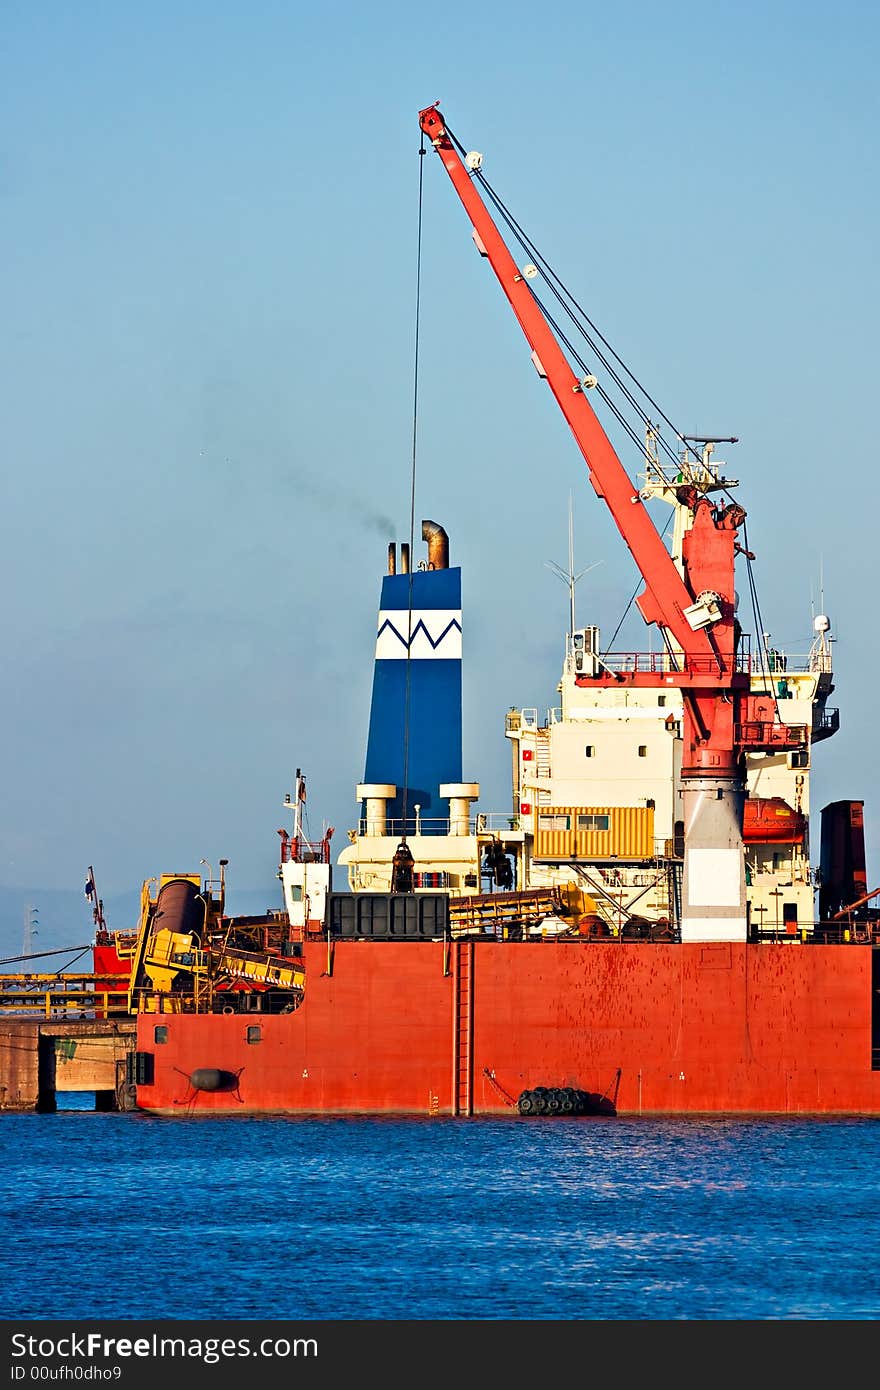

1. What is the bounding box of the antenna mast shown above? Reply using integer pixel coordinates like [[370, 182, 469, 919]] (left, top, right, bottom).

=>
[[545, 494, 599, 646]]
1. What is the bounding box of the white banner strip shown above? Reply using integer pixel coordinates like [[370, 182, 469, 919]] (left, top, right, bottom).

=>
[[375, 609, 462, 660]]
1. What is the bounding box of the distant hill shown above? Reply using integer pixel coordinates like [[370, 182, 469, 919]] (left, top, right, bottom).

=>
[[0, 882, 284, 970]]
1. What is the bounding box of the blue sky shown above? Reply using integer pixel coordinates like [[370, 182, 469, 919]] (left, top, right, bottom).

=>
[[2, 2, 878, 950]]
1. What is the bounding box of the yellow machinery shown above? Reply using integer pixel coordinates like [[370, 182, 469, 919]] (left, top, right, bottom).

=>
[[128, 873, 305, 1014]]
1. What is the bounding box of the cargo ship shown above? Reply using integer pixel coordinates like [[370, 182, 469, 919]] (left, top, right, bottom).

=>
[[96, 106, 879, 1117]]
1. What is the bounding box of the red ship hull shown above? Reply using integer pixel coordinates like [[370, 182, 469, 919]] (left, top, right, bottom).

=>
[[134, 939, 880, 1116]]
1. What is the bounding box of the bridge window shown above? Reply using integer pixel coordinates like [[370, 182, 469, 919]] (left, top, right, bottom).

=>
[[246, 1026, 262, 1045], [153, 1026, 168, 1045]]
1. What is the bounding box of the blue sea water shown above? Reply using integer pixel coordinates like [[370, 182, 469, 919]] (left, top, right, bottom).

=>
[[2, 1105, 879, 1323]]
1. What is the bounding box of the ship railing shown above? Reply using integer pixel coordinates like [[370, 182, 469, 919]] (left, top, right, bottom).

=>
[[526, 921, 880, 946], [476, 813, 523, 832], [553, 642, 829, 681], [0, 973, 130, 1018], [506, 708, 539, 733], [354, 817, 681, 843], [556, 649, 753, 678], [356, 813, 522, 838], [809, 920, 880, 945], [94, 929, 138, 958], [477, 918, 878, 945], [745, 919, 880, 945], [569, 651, 727, 676], [812, 708, 840, 736], [750, 651, 833, 677], [279, 832, 332, 865], [748, 867, 818, 888], [550, 704, 832, 741], [127, 985, 210, 1015]]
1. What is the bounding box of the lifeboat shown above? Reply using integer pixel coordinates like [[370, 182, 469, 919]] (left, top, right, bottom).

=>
[[743, 796, 806, 845]]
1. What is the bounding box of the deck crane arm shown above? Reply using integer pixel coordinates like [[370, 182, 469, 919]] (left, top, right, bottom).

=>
[[420, 104, 760, 946], [418, 104, 726, 677]]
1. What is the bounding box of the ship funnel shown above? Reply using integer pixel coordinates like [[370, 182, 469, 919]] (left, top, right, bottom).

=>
[[422, 520, 449, 571], [360, 517, 463, 834], [388, 542, 396, 576]]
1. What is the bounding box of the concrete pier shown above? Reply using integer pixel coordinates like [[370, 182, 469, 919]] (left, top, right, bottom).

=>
[[0, 1018, 137, 1112]]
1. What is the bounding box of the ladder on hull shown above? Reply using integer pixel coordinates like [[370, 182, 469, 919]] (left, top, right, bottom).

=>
[[452, 940, 474, 1115]]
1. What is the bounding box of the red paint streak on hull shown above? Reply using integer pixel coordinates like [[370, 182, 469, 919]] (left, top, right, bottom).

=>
[[135, 940, 880, 1116]]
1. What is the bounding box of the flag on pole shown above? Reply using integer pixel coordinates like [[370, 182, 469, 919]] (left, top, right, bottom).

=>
[[84, 875, 95, 899]]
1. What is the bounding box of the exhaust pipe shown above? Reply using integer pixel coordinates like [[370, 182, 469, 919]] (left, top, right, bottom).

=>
[[422, 520, 449, 570]]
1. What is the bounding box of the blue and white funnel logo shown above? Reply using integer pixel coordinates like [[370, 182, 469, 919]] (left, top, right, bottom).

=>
[[375, 609, 462, 659], [363, 566, 464, 827]]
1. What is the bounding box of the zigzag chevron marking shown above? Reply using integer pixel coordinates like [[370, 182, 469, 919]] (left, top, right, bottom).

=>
[[376, 617, 462, 652]]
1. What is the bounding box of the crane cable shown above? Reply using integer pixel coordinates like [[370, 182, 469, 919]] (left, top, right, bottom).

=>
[[0, 945, 90, 967], [440, 120, 688, 476], [602, 507, 676, 655], [400, 131, 426, 845], [477, 170, 692, 479], [442, 119, 782, 683]]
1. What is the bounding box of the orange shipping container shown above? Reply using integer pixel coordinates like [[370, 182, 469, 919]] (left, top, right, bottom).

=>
[[533, 805, 655, 861]]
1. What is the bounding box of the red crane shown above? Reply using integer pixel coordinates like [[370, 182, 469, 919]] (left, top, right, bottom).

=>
[[418, 104, 796, 940]]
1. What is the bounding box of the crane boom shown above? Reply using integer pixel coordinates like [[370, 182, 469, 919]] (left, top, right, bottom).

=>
[[419, 103, 725, 675], [420, 103, 761, 944]]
